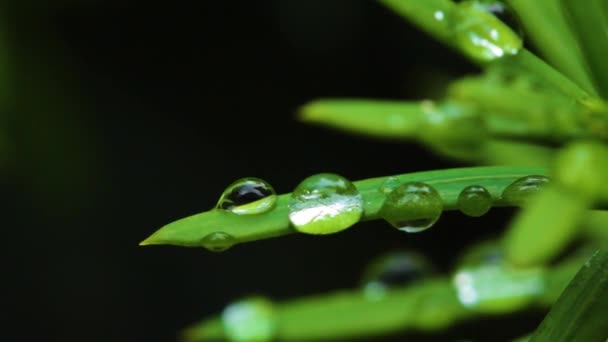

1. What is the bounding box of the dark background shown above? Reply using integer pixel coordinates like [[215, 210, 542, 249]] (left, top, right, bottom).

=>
[[2, 1, 534, 341]]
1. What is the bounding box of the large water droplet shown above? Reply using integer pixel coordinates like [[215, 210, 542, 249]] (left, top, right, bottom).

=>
[[288, 173, 363, 235], [501, 175, 550, 206], [457, 185, 492, 217], [451, 0, 523, 62], [362, 251, 435, 300], [222, 297, 276, 342], [380, 182, 443, 233], [217, 177, 277, 215], [201, 232, 236, 252]]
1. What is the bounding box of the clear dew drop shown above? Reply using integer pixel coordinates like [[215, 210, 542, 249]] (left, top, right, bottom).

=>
[[451, 0, 523, 62], [362, 251, 435, 300], [380, 182, 443, 233], [457, 185, 493, 217], [222, 297, 276, 342], [501, 175, 550, 206], [288, 173, 363, 235], [216, 177, 277, 215], [201, 232, 236, 252]]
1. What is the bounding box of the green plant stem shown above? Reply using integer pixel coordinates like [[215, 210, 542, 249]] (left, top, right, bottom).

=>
[[529, 249, 608, 342], [141, 167, 546, 248]]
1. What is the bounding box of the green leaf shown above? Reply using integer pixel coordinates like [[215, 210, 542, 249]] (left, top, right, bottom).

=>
[[560, 0, 608, 98], [140, 167, 546, 250], [507, 0, 597, 95], [529, 249, 608, 342], [182, 250, 586, 341]]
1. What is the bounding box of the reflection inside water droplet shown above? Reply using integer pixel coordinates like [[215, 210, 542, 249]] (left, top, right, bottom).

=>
[[458, 185, 492, 217], [217, 177, 277, 215], [380, 182, 443, 233], [288, 173, 363, 235]]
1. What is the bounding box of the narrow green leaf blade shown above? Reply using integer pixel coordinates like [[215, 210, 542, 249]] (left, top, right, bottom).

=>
[[507, 0, 596, 94], [561, 0, 608, 98], [141, 167, 546, 249], [530, 249, 608, 342]]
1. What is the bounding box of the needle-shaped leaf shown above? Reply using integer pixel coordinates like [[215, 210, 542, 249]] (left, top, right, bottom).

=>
[[182, 252, 586, 341], [379, 0, 595, 104], [140, 167, 546, 250], [507, 0, 596, 94], [560, 0, 608, 98], [504, 141, 608, 266], [529, 249, 608, 342]]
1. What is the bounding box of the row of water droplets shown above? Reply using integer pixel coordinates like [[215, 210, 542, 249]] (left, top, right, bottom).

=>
[[218, 242, 537, 341], [201, 172, 549, 251], [434, 0, 523, 62]]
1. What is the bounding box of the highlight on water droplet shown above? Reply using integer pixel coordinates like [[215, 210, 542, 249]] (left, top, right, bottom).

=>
[[457, 185, 492, 217], [452, 264, 544, 313], [222, 296, 276, 342], [451, 0, 523, 62], [217, 177, 277, 215], [362, 251, 435, 301], [380, 182, 443, 233], [288, 173, 363, 234], [501, 175, 550, 206], [201, 232, 236, 252]]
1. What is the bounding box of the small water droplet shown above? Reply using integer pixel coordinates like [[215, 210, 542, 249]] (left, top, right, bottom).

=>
[[380, 182, 443, 233], [362, 251, 434, 292], [501, 175, 550, 206], [458, 185, 492, 217], [222, 296, 276, 342], [379, 176, 401, 195], [434, 10, 445, 21], [201, 232, 235, 252], [456, 240, 504, 269], [217, 177, 277, 215], [288, 173, 363, 234], [451, 0, 523, 62]]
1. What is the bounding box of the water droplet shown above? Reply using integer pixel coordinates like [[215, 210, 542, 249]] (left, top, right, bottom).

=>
[[457, 185, 492, 217], [451, 0, 523, 62], [501, 175, 550, 206], [434, 10, 445, 21], [288, 173, 363, 234], [456, 240, 504, 269], [222, 296, 276, 342], [379, 176, 401, 195], [201, 232, 235, 252], [362, 251, 434, 300], [380, 182, 443, 233], [453, 264, 544, 312], [217, 177, 277, 215]]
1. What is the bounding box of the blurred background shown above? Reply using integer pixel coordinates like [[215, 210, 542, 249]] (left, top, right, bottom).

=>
[[3, 1, 537, 340]]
